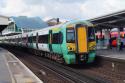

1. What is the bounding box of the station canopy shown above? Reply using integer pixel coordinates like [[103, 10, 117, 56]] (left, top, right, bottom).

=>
[[88, 10, 125, 30]]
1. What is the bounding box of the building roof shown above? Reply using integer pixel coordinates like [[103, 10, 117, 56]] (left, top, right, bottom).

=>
[[11, 16, 48, 29], [0, 15, 9, 19], [0, 15, 9, 32]]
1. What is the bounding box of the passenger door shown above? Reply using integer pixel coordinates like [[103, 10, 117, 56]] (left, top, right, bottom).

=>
[[76, 24, 88, 53], [28, 34, 33, 48], [49, 30, 53, 52], [52, 32, 62, 54]]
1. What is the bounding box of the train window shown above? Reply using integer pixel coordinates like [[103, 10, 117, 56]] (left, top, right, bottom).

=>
[[28, 37, 33, 43], [66, 29, 75, 43], [17, 38, 21, 43], [52, 32, 63, 44], [19, 38, 21, 42], [88, 27, 95, 42], [32, 36, 36, 43], [22, 37, 24, 42], [22, 37, 27, 43], [38, 35, 48, 43], [17, 38, 19, 43]]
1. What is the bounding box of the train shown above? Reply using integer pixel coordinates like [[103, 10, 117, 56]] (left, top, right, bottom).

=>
[[0, 20, 96, 64]]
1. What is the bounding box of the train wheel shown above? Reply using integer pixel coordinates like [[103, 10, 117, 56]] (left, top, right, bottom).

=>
[[53, 54, 55, 60], [45, 52, 47, 57], [57, 56, 64, 64], [54, 54, 57, 61], [34, 50, 38, 56], [49, 53, 51, 58]]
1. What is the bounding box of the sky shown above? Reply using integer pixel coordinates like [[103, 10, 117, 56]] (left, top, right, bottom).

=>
[[0, 0, 125, 21]]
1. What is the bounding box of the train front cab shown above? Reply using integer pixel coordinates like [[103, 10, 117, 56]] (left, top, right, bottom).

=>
[[65, 24, 96, 64]]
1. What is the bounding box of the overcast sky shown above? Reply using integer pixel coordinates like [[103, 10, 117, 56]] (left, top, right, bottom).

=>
[[0, 0, 125, 21]]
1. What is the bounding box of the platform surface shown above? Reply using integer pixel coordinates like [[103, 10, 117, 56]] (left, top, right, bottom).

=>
[[0, 48, 12, 83], [0, 47, 42, 83], [96, 48, 125, 60]]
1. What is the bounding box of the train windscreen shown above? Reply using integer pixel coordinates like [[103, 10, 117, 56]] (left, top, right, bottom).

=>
[[88, 27, 95, 42], [66, 28, 75, 43]]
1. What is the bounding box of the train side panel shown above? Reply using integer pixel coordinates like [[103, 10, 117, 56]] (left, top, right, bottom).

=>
[[38, 29, 50, 52], [61, 25, 76, 64]]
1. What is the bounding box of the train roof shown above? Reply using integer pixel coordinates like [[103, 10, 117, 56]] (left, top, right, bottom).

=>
[[63, 19, 93, 27], [21, 20, 93, 35], [1, 19, 93, 39]]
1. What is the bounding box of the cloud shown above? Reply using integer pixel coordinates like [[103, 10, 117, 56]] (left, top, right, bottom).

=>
[[80, 0, 125, 19], [23, 0, 87, 5], [0, 0, 125, 20], [1, 0, 28, 16], [0, 0, 47, 18]]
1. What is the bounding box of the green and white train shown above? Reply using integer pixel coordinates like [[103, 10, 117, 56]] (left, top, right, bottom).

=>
[[1, 20, 96, 64]]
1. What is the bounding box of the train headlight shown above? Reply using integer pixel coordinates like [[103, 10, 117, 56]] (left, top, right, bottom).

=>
[[89, 45, 96, 50], [67, 43, 76, 52], [68, 46, 72, 50], [67, 46, 75, 52], [67, 46, 70, 50], [89, 42, 96, 50]]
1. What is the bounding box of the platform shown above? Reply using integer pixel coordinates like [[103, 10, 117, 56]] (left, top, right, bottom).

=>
[[96, 48, 125, 60], [0, 47, 42, 83]]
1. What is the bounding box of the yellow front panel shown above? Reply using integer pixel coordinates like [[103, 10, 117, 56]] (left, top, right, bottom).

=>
[[88, 41, 96, 51], [67, 43, 76, 52], [77, 27, 88, 53]]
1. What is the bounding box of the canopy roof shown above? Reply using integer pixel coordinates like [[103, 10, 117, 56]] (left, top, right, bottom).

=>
[[88, 10, 125, 29]]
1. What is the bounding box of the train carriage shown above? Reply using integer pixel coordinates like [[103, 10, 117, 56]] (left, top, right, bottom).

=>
[[37, 28, 50, 52], [1, 20, 96, 64], [21, 33, 28, 46]]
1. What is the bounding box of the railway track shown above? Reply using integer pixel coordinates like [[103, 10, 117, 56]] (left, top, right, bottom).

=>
[[3, 46, 108, 83], [31, 56, 108, 83]]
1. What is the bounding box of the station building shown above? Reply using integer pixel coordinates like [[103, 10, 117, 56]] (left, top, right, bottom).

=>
[[0, 15, 9, 35], [46, 18, 67, 26], [2, 16, 48, 36]]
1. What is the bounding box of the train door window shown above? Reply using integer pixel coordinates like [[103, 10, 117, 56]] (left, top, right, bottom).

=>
[[6, 39, 8, 42], [17, 37, 19, 43], [52, 32, 63, 44], [17, 38, 19, 43], [22, 37, 24, 43], [15, 38, 19, 43], [26, 35, 28, 43], [28, 37, 32, 43], [66, 28, 75, 43], [38, 35, 48, 43], [88, 27, 95, 42], [13, 38, 15, 42], [15, 37, 17, 43], [36, 33, 39, 48], [59, 32, 63, 43], [32, 36, 36, 43], [11, 39, 12, 42], [18, 37, 21, 43], [22, 37, 26, 43]]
